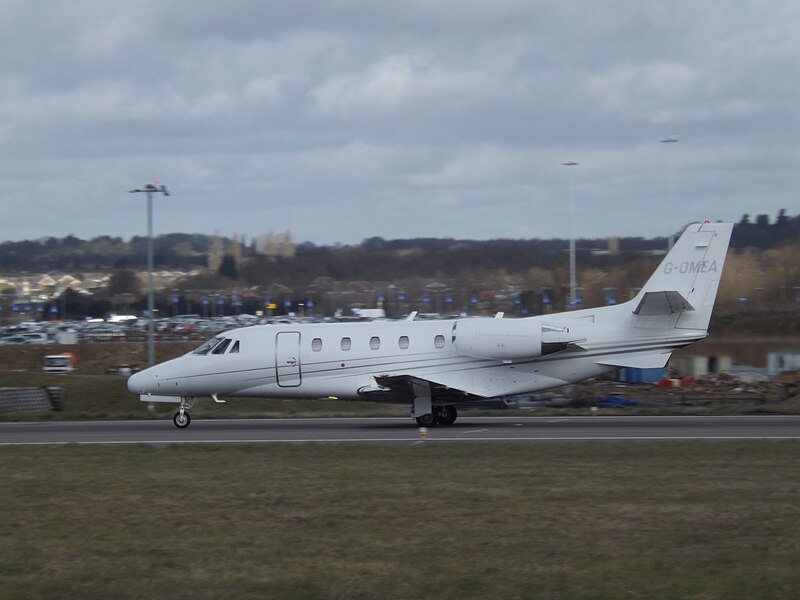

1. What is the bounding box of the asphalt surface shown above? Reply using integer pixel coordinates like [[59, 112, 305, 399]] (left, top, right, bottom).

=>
[[1, 415, 800, 446]]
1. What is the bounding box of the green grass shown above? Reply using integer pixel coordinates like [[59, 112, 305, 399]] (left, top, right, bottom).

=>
[[2, 370, 799, 421], [1, 442, 799, 599], [0, 370, 406, 420]]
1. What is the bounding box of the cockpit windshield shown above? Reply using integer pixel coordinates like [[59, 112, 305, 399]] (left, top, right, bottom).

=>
[[193, 336, 224, 355], [212, 338, 232, 355], [192, 336, 240, 356]]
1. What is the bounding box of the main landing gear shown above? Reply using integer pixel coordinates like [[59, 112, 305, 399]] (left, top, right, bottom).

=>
[[410, 380, 458, 427], [415, 405, 458, 427]]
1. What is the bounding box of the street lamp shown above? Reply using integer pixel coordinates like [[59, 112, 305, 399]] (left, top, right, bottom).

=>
[[659, 136, 678, 249], [562, 161, 580, 308], [128, 181, 170, 367]]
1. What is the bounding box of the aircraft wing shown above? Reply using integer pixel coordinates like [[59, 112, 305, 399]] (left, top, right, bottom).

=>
[[360, 373, 522, 411], [370, 366, 555, 400], [368, 372, 486, 401], [374, 372, 479, 396]]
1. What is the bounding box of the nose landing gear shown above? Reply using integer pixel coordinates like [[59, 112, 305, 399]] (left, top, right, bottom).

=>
[[173, 410, 191, 428], [173, 397, 197, 428]]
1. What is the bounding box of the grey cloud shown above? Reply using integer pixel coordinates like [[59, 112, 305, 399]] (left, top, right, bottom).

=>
[[1, 0, 798, 244]]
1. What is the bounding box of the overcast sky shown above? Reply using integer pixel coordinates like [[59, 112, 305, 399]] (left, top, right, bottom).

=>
[[1, 0, 798, 245]]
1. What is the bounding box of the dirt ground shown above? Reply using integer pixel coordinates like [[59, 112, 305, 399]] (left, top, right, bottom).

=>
[[0, 341, 198, 375]]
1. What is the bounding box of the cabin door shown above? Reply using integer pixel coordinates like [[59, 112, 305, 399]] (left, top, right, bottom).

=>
[[275, 331, 301, 387]]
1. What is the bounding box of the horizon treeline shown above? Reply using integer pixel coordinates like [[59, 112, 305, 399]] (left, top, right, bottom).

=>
[[1, 210, 798, 327], [1, 210, 798, 277]]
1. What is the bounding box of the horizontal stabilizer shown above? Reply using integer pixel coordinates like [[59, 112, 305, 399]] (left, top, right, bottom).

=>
[[598, 352, 671, 370], [633, 291, 694, 315]]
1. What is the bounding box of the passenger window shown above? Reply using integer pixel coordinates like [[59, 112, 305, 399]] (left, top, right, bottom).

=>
[[398, 336, 409, 350], [370, 336, 380, 350], [212, 338, 232, 354], [312, 338, 323, 352], [341, 337, 352, 351], [434, 335, 445, 349], [229, 340, 240, 354]]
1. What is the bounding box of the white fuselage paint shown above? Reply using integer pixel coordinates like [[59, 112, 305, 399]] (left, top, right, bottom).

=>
[[127, 222, 733, 414], [127, 308, 703, 403]]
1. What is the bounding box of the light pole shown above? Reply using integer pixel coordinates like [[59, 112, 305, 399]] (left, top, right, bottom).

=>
[[128, 181, 170, 367], [659, 136, 678, 249], [562, 161, 579, 308]]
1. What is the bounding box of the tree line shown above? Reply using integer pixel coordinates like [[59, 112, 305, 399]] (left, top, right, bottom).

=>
[[2, 210, 798, 276], [2, 210, 799, 324]]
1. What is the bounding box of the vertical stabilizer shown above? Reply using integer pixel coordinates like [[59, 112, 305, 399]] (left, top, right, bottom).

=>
[[633, 221, 733, 331]]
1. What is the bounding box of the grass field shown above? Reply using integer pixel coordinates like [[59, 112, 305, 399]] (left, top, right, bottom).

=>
[[3, 370, 800, 422], [0, 370, 406, 420], [2, 442, 799, 599]]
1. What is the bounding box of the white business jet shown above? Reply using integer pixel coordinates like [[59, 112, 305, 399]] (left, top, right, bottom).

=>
[[128, 221, 733, 428]]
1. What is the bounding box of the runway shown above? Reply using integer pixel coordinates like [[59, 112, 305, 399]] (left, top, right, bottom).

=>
[[1, 415, 800, 446]]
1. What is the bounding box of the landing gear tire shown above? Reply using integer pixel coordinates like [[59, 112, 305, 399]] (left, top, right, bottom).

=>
[[173, 411, 191, 428], [435, 405, 458, 426], [415, 413, 437, 427]]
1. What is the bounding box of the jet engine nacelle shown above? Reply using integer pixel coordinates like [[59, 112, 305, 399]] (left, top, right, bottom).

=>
[[453, 318, 580, 361], [453, 318, 543, 360]]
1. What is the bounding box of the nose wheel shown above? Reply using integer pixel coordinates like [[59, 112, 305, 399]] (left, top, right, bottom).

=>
[[172, 397, 197, 428], [173, 410, 191, 428]]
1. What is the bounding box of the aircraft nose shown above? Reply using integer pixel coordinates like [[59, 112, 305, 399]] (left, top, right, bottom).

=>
[[127, 368, 157, 394]]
